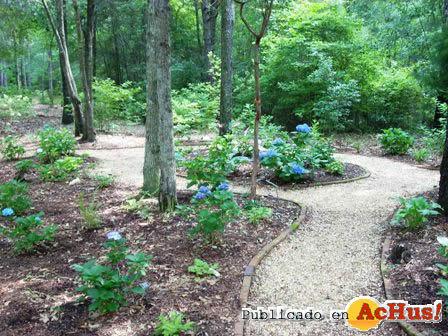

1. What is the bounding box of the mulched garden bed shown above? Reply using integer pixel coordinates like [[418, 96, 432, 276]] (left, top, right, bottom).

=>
[[0, 159, 301, 336], [384, 189, 448, 335]]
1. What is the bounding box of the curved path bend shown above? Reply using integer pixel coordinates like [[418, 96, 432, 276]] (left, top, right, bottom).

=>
[[79, 146, 439, 336]]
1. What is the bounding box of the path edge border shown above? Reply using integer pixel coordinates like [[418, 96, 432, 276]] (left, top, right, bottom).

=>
[[234, 200, 308, 336], [380, 235, 423, 336]]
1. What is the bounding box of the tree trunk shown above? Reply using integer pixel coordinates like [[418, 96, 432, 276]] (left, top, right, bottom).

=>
[[143, 0, 161, 195], [144, 0, 177, 212], [48, 47, 54, 104], [194, 0, 202, 55], [42, 0, 84, 136], [201, 0, 219, 81], [219, 0, 234, 135], [15, 57, 21, 93], [22, 59, 27, 90], [73, 0, 95, 142]]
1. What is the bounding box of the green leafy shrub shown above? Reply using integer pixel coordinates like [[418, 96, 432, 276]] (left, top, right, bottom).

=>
[[0, 136, 25, 160], [93, 79, 145, 129], [188, 258, 220, 281], [411, 148, 430, 163], [391, 197, 441, 230], [121, 198, 145, 212], [0, 94, 33, 119], [188, 185, 240, 242], [326, 160, 345, 175], [0, 180, 32, 215], [39, 156, 83, 181], [379, 128, 415, 155], [15, 159, 34, 174], [73, 233, 152, 314], [436, 237, 448, 302], [95, 174, 115, 189], [37, 127, 77, 163], [247, 206, 272, 225], [78, 192, 102, 230], [0, 212, 58, 253], [154, 311, 195, 336]]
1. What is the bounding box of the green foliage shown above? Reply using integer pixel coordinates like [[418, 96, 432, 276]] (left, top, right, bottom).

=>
[[0, 212, 58, 253], [189, 188, 240, 242], [121, 198, 145, 212], [39, 156, 83, 182], [247, 206, 272, 225], [188, 258, 220, 281], [0, 180, 31, 215], [0, 136, 25, 160], [78, 192, 102, 230], [436, 237, 448, 300], [95, 174, 115, 189], [391, 197, 441, 230], [37, 127, 77, 163], [154, 311, 195, 336], [326, 160, 345, 175], [0, 94, 33, 119], [73, 236, 152, 314], [411, 148, 430, 163], [93, 79, 145, 129], [378, 128, 415, 155], [15, 159, 34, 174]]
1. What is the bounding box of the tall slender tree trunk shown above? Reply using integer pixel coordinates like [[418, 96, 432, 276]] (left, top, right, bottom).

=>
[[144, 0, 177, 212], [22, 59, 27, 90], [201, 0, 219, 81], [219, 0, 234, 135], [194, 0, 202, 55], [48, 47, 54, 104], [42, 0, 83, 136], [73, 0, 95, 142]]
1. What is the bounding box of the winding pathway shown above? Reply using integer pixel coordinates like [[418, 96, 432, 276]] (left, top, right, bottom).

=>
[[79, 143, 439, 336]]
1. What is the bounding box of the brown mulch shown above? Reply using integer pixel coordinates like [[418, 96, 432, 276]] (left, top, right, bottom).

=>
[[385, 189, 448, 335], [0, 159, 301, 336]]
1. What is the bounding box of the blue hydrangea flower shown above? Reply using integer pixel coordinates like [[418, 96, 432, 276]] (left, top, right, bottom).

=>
[[194, 192, 206, 200], [1, 208, 14, 217], [272, 138, 284, 145], [291, 164, 306, 175], [198, 186, 210, 193], [296, 124, 311, 134], [217, 183, 229, 191], [107, 231, 122, 240], [260, 149, 277, 160], [140, 281, 150, 290], [35, 216, 42, 222]]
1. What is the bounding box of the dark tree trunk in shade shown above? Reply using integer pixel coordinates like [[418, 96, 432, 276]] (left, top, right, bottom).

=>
[[201, 0, 219, 81]]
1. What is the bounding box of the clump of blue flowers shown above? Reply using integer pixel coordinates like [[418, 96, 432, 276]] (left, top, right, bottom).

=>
[[272, 138, 285, 146], [106, 231, 122, 241], [217, 183, 229, 191], [296, 123, 311, 134], [199, 186, 211, 194], [194, 192, 207, 200], [259, 149, 278, 160], [291, 164, 306, 175], [1, 208, 14, 217]]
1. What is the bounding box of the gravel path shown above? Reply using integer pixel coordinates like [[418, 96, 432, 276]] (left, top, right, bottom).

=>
[[79, 145, 439, 335]]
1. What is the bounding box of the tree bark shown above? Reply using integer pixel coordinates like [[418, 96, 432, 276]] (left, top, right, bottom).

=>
[[22, 58, 27, 90], [144, 0, 177, 212], [42, 0, 83, 136], [48, 47, 54, 104], [143, 0, 161, 195], [219, 0, 234, 135], [194, 0, 202, 55], [201, 0, 219, 81], [73, 0, 95, 142]]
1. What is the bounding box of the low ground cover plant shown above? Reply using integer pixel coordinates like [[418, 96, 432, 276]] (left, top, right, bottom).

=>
[[0, 94, 33, 119], [78, 192, 102, 230], [0, 180, 32, 215], [436, 237, 448, 311], [0, 212, 58, 253], [188, 258, 220, 281], [39, 156, 84, 181], [0, 136, 26, 161], [73, 232, 152, 314], [379, 128, 415, 155], [154, 311, 195, 336], [37, 127, 77, 163], [391, 196, 441, 230], [247, 206, 272, 225]]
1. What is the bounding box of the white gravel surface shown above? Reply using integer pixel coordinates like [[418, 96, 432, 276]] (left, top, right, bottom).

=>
[[79, 145, 439, 336]]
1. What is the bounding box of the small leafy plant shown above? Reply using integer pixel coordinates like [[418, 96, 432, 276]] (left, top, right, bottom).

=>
[[436, 237, 448, 304], [154, 311, 195, 336], [78, 192, 102, 230], [188, 258, 220, 281], [411, 148, 430, 163], [37, 127, 77, 163], [121, 198, 145, 212], [391, 197, 441, 230], [0, 212, 58, 253], [0, 136, 26, 160], [247, 206, 272, 225], [95, 174, 115, 189], [16, 159, 34, 174], [39, 156, 83, 181], [326, 160, 345, 175], [379, 128, 415, 155], [73, 232, 152, 314], [0, 180, 32, 215]]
